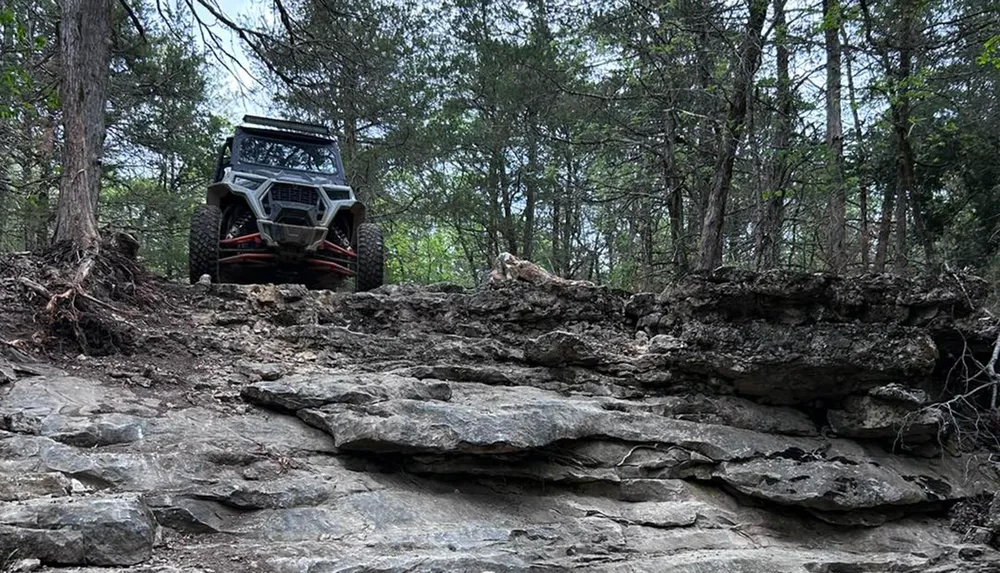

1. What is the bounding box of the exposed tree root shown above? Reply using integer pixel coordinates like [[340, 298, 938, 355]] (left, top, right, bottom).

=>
[[5, 235, 168, 356], [921, 320, 1000, 455]]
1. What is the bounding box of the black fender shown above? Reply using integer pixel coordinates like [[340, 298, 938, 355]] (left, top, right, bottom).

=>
[[206, 182, 233, 207], [349, 202, 368, 246]]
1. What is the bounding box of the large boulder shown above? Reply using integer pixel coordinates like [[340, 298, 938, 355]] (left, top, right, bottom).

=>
[[0, 496, 157, 566]]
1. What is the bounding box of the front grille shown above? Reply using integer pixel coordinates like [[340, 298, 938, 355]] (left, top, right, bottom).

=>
[[270, 183, 320, 206], [274, 208, 311, 226]]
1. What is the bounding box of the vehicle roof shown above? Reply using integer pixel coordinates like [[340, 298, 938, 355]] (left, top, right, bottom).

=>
[[235, 125, 338, 147]]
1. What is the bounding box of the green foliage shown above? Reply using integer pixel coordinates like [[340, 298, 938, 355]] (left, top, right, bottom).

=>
[[0, 0, 229, 264], [3, 0, 1000, 289], [385, 224, 472, 285], [100, 20, 228, 277], [979, 36, 1000, 69], [0, 6, 46, 118]]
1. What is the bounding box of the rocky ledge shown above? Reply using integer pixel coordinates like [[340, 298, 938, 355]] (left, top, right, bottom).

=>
[[1, 265, 999, 572]]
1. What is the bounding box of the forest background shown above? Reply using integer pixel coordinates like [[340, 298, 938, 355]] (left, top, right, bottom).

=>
[[1, 0, 998, 291]]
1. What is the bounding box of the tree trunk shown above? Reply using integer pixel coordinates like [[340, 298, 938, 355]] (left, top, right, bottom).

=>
[[522, 0, 549, 263], [858, 0, 927, 273], [843, 28, 869, 270], [823, 0, 847, 273], [663, 113, 687, 274], [499, 149, 517, 255], [697, 0, 768, 270], [0, 163, 9, 249], [667, 181, 685, 274], [486, 146, 502, 260], [873, 184, 895, 272], [755, 0, 792, 270], [641, 199, 654, 290], [54, 0, 111, 250], [340, 61, 371, 206], [605, 224, 615, 282], [787, 191, 804, 267], [893, 172, 908, 273], [26, 113, 56, 251], [894, 9, 933, 266], [562, 153, 577, 277], [522, 126, 538, 261], [551, 191, 562, 276], [690, 0, 716, 237], [890, 1, 917, 273]]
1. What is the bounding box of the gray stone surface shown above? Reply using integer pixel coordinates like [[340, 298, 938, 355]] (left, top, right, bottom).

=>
[[870, 382, 929, 405], [245, 376, 996, 514], [828, 395, 944, 440], [641, 321, 940, 403], [0, 495, 156, 565], [631, 394, 818, 436], [524, 330, 601, 366], [0, 270, 997, 572], [242, 372, 452, 411], [0, 471, 73, 501]]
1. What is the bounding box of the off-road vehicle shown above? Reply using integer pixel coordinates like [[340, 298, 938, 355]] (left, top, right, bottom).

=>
[[188, 115, 383, 291]]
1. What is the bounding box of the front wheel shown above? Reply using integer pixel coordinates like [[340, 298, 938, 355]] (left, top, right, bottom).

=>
[[355, 223, 384, 292], [189, 204, 222, 284]]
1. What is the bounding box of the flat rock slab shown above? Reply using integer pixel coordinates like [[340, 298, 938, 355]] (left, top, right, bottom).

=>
[[630, 395, 818, 437], [524, 330, 602, 366], [600, 548, 939, 573], [0, 376, 154, 447], [642, 321, 939, 403], [0, 495, 156, 565], [0, 471, 73, 501], [0, 375, 128, 418], [282, 279, 629, 337], [245, 376, 997, 513], [241, 372, 452, 411], [716, 457, 960, 511], [646, 269, 986, 326], [299, 386, 610, 454]]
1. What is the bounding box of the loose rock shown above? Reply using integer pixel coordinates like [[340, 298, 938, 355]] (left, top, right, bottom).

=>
[[0, 496, 157, 566]]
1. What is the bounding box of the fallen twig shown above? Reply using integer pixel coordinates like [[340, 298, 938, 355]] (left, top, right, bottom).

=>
[[76, 290, 128, 315], [18, 277, 51, 298]]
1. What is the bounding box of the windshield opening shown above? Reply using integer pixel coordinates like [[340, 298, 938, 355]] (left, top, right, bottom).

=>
[[238, 136, 340, 175]]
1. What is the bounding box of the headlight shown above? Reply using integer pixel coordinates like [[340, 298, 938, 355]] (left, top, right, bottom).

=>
[[325, 188, 351, 201], [233, 175, 266, 190]]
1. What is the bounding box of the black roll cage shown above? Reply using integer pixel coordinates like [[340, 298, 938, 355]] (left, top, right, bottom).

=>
[[210, 116, 347, 186]]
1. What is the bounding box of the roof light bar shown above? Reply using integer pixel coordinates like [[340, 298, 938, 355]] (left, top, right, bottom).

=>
[[241, 115, 332, 137]]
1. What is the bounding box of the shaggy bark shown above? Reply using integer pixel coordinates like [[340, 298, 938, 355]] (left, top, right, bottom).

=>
[[53, 0, 112, 250], [823, 0, 847, 273]]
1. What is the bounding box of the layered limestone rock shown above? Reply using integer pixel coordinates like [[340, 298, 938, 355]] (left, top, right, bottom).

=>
[[0, 265, 998, 572]]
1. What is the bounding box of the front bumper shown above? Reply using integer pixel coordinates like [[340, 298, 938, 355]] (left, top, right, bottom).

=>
[[210, 173, 358, 246], [257, 220, 328, 251]]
